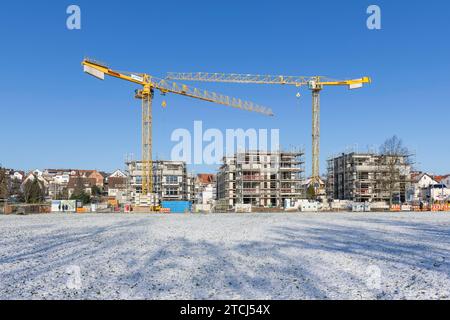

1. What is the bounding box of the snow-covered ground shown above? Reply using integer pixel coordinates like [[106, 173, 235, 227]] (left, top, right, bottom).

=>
[[0, 212, 449, 300]]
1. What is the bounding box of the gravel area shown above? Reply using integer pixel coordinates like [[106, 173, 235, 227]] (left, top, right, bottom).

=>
[[0, 212, 449, 300]]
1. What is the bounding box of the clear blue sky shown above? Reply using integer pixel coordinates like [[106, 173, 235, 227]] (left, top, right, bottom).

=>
[[0, 0, 449, 175]]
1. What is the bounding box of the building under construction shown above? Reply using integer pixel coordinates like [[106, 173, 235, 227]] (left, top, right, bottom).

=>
[[326, 153, 412, 203], [126, 160, 194, 206], [216, 150, 304, 210]]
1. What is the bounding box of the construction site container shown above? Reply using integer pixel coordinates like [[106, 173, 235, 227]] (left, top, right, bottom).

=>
[[352, 202, 371, 212], [161, 201, 191, 213], [299, 201, 319, 212]]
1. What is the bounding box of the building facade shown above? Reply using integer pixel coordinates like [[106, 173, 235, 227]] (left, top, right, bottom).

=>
[[194, 174, 217, 205], [327, 152, 412, 204], [126, 160, 193, 205], [217, 151, 304, 209]]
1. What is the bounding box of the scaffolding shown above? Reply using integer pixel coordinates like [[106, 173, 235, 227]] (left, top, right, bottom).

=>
[[126, 160, 193, 206], [326, 152, 413, 204], [217, 150, 305, 210]]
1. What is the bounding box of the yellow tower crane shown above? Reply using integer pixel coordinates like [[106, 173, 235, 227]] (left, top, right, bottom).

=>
[[166, 72, 371, 189], [82, 59, 273, 197]]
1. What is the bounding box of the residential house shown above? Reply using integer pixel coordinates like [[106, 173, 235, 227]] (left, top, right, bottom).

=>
[[195, 174, 216, 205], [77, 170, 105, 188], [109, 169, 127, 178], [107, 176, 127, 204], [425, 183, 450, 203], [407, 172, 438, 203], [67, 176, 96, 198], [9, 170, 25, 182], [441, 175, 450, 189], [434, 175, 450, 187], [43, 169, 74, 198]]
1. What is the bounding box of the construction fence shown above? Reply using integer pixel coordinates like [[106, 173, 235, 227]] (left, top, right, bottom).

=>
[[1, 204, 51, 215]]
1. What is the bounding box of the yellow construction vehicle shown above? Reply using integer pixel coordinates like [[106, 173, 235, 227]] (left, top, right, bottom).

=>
[[166, 72, 371, 190], [82, 59, 273, 199]]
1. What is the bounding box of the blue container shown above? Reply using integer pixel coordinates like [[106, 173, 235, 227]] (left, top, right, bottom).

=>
[[161, 201, 192, 213]]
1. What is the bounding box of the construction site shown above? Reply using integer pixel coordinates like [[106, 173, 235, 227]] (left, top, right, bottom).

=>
[[216, 151, 304, 211], [326, 152, 412, 204], [2, 1, 450, 305], [2, 59, 448, 214], [73, 59, 380, 213]]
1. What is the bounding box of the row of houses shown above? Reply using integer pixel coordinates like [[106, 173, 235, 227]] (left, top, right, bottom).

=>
[[3, 151, 449, 211], [3, 162, 218, 208], [4, 168, 126, 201], [408, 172, 450, 203]]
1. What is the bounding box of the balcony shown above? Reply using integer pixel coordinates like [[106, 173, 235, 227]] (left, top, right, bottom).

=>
[[241, 164, 262, 170], [242, 188, 260, 195], [242, 176, 263, 181], [355, 165, 377, 172]]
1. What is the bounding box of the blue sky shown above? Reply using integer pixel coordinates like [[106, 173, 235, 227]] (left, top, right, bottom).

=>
[[0, 0, 449, 175]]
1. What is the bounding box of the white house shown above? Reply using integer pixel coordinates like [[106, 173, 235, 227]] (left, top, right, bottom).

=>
[[107, 176, 127, 204], [408, 173, 437, 202], [53, 174, 70, 185], [427, 184, 450, 202], [10, 171, 24, 181], [194, 174, 216, 205], [197, 184, 215, 205], [109, 170, 127, 178], [31, 169, 44, 177]]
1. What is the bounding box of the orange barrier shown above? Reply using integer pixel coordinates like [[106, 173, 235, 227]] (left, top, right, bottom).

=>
[[76, 208, 87, 213], [160, 208, 171, 214], [390, 204, 401, 212], [431, 204, 449, 212]]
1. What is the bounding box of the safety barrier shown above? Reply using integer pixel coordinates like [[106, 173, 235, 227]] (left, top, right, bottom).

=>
[[431, 204, 449, 212]]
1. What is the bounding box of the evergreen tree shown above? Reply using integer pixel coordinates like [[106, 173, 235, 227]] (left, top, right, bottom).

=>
[[306, 184, 316, 200], [23, 175, 45, 204], [0, 167, 8, 201]]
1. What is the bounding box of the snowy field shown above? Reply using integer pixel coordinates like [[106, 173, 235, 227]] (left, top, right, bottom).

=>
[[0, 212, 449, 300]]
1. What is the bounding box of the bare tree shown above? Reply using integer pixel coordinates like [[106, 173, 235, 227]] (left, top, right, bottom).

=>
[[378, 136, 412, 208]]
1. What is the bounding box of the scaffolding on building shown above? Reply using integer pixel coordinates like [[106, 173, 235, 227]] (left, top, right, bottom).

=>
[[217, 149, 305, 210]]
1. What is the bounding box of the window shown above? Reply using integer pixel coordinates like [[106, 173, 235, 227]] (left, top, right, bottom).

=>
[[165, 187, 179, 196], [166, 176, 178, 184]]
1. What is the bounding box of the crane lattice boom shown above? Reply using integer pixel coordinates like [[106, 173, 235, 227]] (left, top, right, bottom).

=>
[[166, 72, 371, 88], [84, 60, 273, 116], [82, 59, 272, 198], [166, 71, 371, 191]]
